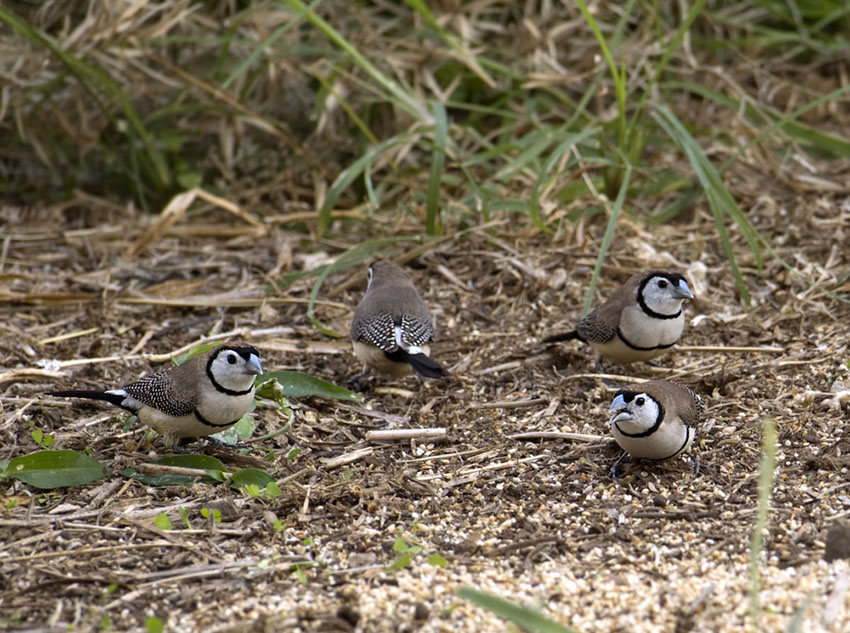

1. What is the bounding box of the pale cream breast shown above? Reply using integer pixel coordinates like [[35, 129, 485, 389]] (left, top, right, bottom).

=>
[[611, 414, 694, 460], [618, 304, 684, 349]]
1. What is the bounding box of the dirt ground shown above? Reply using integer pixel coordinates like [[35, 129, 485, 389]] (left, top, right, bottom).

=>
[[1, 194, 849, 632]]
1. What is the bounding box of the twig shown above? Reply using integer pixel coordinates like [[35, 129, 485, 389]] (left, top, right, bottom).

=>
[[508, 431, 603, 442], [675, 345, 785, 353], [469, 398, 547, 409], [366, 428, 447, 442], [322, 446, 374, 468]]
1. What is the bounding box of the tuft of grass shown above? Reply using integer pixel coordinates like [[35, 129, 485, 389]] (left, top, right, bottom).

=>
[[2, 1, 849, 305]]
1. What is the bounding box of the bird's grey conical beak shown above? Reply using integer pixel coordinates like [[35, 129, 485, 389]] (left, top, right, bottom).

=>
[[607, 394, 630, 425], [609, 410, 633, 425], [247, 354, 263, 375], [674, 279, 694, 300], [608, 394, 627, 412]]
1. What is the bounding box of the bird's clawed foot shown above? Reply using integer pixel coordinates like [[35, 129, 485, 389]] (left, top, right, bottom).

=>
[[608, 450, 628, 478]]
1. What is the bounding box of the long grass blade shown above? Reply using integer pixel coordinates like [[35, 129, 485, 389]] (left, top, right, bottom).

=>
[[652, 105, 763, 303], [573, 0, 626, 142], [0, 6, 172, 206], [283, 0, 431, 123], [306, 237, 422, 336], [457, 587, 579, 633], [666, 81, 850, 160], [748, 418, 776, 632], [426, 101, 448, 236], [317, 136, 405, 236], [584, 160, 632, 316]]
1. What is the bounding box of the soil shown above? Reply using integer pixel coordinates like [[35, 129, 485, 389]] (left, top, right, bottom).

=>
[[1, 196, 849, 632]]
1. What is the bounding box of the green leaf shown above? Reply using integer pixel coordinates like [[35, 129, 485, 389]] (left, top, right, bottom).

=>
[[258, 371, 362, 401], [145, 616, 164, 633], [154, 513, 172, 531], [173, 342, 223, 366], [6, 450, 107, 489], [456, 587, 579, 633], [156, 454, 226, 470], [387, 552, 412, 572], [230, 468, 275, 489], [393, 536, 409, 553], [427, 552, 448, 567], [201, 507, 222, 523], [178, 506, 191, 529], [749, 418, 777, 630]]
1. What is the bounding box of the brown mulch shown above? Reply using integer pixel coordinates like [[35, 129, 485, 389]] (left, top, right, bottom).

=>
[[1, 193, 849, 632]]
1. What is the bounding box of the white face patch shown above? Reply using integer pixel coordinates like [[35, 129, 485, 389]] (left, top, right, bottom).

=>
[[610, 392, 660, 433], [640, 275, 688, 316], [209, 349, 262, 392]]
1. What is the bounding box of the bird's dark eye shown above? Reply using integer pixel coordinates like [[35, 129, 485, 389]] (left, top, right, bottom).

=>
[[657, 279, 668, 289], [227, 354, 238, 364], [636, 397, 645, 406]]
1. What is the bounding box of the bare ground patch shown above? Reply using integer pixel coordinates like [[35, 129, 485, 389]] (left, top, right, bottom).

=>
[[1, 196, 850, 632]]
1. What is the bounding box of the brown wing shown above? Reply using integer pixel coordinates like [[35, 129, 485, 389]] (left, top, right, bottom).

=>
[[642, 380, 701, 426], [575, 274, 642, 344], [124, 349, 210, 415]]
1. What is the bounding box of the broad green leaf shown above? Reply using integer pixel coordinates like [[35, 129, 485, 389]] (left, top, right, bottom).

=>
[[427, 552, 448, 567], [456, 587, 579, 633], [387, 552, 412, 572], [154, 513, 172, 530], [7, 450, 107, 489], [258, 371, 362, 401], [230, 468, 275, 489], [156, 454, 226, 470], [173, 342, 223, 366], [393, 536, 409, 553], [145, 616, 164, 633]]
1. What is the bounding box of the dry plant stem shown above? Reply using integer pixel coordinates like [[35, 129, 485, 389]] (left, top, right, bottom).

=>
[[322, 446, 374, 468], [508, 431, 603, 442], [674, 345, 785, 353], [469, 398, 548, 409], [366, 428, 447, 442]]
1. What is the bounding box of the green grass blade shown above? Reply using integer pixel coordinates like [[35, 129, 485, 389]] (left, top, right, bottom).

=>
[[652, 105, 763, 303], [583, 160, 632, 316], [317, 136, 401, 236], [457, 587, 579, 633], [222, 0, 321, 88], [748, 418, 777, 632], [402, 0, 496, 88], [0, 6, 172, 206], [283, 0, 430, 123], [426, 101, 448, 236], [573, 0, 626, 142], [666, 81, 850, 160], [306, 237, 421, 336]]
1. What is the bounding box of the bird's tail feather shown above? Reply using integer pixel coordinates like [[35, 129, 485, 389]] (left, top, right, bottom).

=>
[[48, 390, 129, 409], [542, 330, 581, 344], [384, 349, 450, 379]]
